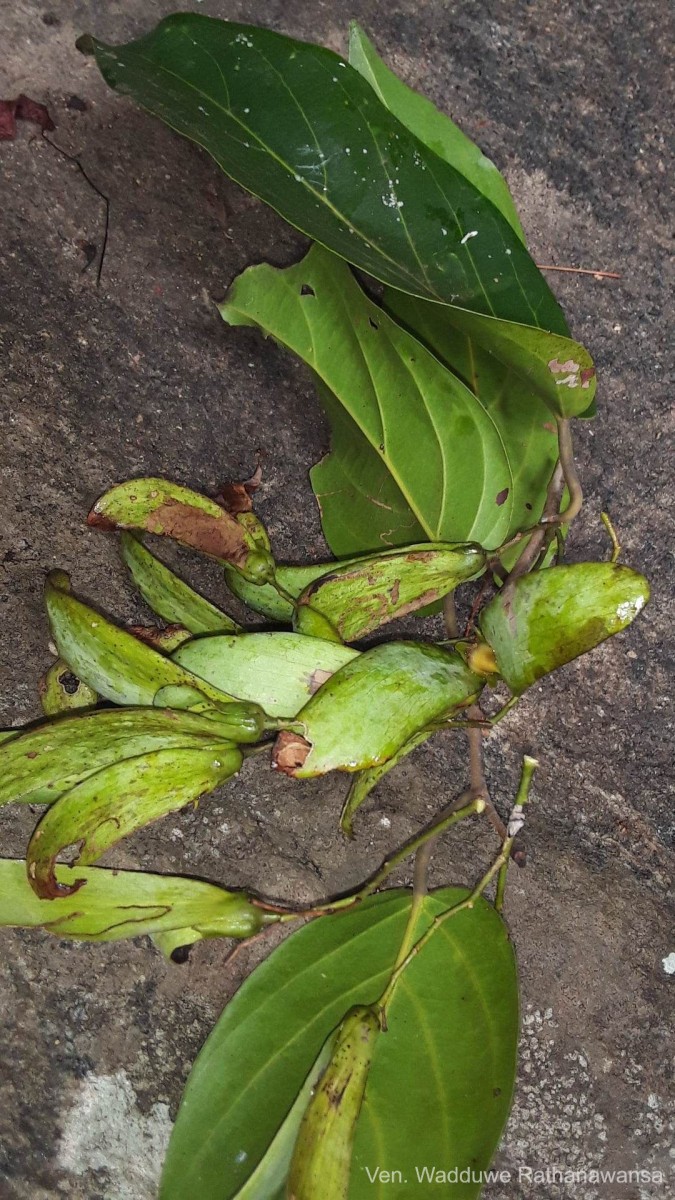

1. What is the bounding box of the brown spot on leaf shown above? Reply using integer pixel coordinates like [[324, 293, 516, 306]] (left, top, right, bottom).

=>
[[0, 94, 55, 139], [389, 580, 400, 606], [86, 510, 118, 531], [272, 731, 311, 776], [146, 499, 250, 566], [308, 668, 333, 694], [495, 487, 509, 507], [405, 550, 434, 563], [28, 843, 87, 900], [128, 623, 186, 649], [214, 465, 262, 514]]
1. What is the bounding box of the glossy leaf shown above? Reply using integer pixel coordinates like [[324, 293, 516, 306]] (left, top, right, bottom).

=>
[[27, 742, 242, 899], [39, 659, 99, 715], [45, 570, 253, 710], [222, 245, 514, 551], [121, 533, 240, 634], [89, 476, 275, 583], [273, 642, 482, 778], [349, 26, 595, 420], [349, 23, 525, 241], [288, 1005, 381, 1200], [296, 542, 485, 641], [174, 633, 358, 718], [82, 15, 596, 420], [160, 888, 518, 1200], [0, 706, 241, 808], [81, 15, 564, 330], [0, 858, 265, 943], [480, 562, 650, 693]]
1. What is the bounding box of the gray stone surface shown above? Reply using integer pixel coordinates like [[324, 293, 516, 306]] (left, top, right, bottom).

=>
[[1, 1, 673, 1197]]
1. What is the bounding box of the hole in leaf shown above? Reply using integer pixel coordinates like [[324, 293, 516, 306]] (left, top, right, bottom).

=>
[[300, 284, 315, 297], [495, 488, 509, 507], [368, 317, 379, 330]]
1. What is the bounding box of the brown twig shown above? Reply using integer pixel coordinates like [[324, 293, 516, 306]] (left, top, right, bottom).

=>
[[541, 419, 583, 527], [41, 133, 110, 285], [536, 264, 620, 280], [501, 460, 565, 593]]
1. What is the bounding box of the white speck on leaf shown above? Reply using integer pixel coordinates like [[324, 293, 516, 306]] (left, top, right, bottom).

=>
[[460, 230, 479, 244]]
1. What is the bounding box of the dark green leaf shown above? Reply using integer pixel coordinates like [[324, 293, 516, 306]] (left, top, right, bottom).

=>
[[480, 562, 650, 693], [0, 858, 265, 943], [222, 245, 515, 551], [348, 26, 596, 420], [230, 1037, 335, 1200], [27, 742, 242, 899], [121, 533, 240, 634], [273, 642, 482, 778], [82, 15, 561, 329], [349, 23, 525, 241], [83, 15, 595, 416], [160, 888, 518, 1200], [173, 632, 358, 718]]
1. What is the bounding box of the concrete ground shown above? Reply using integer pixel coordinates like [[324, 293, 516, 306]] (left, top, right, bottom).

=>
[[1, 1, 673, 1197]]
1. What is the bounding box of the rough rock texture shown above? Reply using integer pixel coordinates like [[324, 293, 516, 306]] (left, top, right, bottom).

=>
[[1, 2, 672, 1198]]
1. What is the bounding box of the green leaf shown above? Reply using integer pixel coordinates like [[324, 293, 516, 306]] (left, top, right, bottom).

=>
[[231, 1037, 336, 1200], [81, 15, 563, 331], [311, 378, 427, 555], [480, 562, 650, 693], [0, 706, 243, 808], [45, 570, 255, 710], [384, 290, 560, 534], [26, 742, 242, 899], [121, 533, 240, 634], [348, 23, 525, 241], [160, 888, 518, 1200], [221, 245, 515, 551], [89, 477, 275, 583], [174, 632, 358, 719], [223, 562, 329, 622], [273, 642, 482, 778], [296, 543, 486, 641], [0, 858, 265, 943], [347, 26, 595, 420], [39, 659, 99, 715], [82, 15, 596, 419], [424, 303, 596, 419]]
